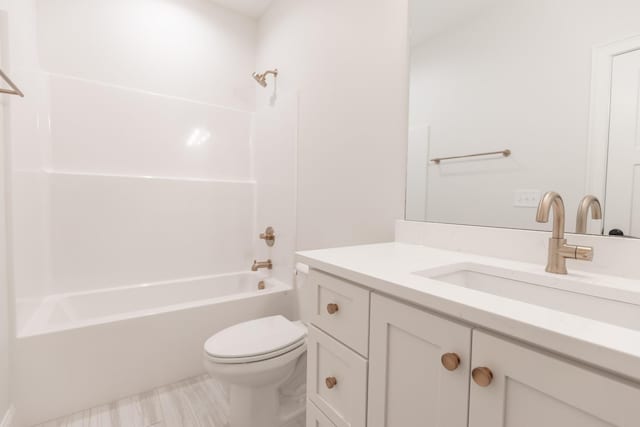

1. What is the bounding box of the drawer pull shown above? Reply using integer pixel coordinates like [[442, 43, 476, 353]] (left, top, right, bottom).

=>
[[326, 303, 340, 315], [472, 367, 493, 387], [325, 376, 338, 389], [440, 353, 460, 371]]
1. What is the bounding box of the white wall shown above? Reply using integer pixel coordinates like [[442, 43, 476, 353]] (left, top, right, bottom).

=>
[[256, 0, 409, 251], [0, 8, 14, 423], [0, 111, 11, 424], [408, 0, 640, 231], [0, 75, 12, 427]]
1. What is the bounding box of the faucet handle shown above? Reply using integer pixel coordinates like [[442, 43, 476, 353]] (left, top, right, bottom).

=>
[[575, 246, 594, 261], [259, 226, 276, 247]]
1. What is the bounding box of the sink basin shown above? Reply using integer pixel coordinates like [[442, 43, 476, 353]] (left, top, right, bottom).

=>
[[414, 263, 640, 331]]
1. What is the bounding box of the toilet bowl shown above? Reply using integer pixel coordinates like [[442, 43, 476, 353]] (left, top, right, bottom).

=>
[[203, 315, 307, 427]]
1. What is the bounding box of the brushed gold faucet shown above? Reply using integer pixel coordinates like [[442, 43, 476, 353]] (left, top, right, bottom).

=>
[[536, 192, 593, 274], [251, 259, 272, 271], [575, 195, 602, 234]]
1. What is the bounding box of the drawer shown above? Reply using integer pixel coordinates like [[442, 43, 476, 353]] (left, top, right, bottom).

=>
[[307, 400, 337, 427], [309, 269, 370, 356], [307, 326, 367, 427]]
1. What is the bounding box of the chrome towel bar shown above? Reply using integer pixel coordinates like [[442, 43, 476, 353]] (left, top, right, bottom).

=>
[[430, 149, 511, 164], [0, 68, 24, 97]]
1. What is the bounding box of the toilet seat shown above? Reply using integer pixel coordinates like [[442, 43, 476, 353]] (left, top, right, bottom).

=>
[[205, 315, 306, 364]]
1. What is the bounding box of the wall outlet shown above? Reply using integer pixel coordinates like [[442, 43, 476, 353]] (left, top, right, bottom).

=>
[[514, 190, 541, 208]]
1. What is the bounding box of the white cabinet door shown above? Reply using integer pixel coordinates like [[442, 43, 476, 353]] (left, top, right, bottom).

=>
[[469, 331, 640, 427], [367, 294, 472, 427]]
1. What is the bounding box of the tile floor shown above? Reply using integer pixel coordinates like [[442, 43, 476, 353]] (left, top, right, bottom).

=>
[[35, 374, 305, 427]]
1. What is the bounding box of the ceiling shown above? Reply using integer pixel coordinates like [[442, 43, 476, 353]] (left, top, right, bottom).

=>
[[410, 0, 503, 46], [209, 0, 274, 18], [209, 0, 502, 38]]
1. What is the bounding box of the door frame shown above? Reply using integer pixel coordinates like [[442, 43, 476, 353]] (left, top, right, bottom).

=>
[[586, 35, 640, 204]]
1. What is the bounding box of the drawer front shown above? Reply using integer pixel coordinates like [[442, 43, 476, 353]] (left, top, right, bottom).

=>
[[307, 400, 337, 427], [309, 269, 370, 356], [307, 326, 368, 427]]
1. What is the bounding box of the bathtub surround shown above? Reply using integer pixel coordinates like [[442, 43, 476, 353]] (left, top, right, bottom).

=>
[[49, 172, 255, 294], [6, 0, 263, 321], [36, 0, 257, 110]]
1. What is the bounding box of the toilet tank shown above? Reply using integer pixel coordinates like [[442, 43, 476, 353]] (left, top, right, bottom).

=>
[[295, 263, 312, 324]]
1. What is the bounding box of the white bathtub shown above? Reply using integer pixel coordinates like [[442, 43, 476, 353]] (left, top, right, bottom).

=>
[[14, 272, 296, 426], [20, 271, 286, 336]]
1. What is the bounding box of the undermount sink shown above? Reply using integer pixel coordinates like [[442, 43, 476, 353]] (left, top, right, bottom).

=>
[[413, 263, 640, 331]]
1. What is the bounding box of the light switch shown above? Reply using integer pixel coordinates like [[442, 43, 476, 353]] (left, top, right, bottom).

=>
[[513, 190, 541, 207]]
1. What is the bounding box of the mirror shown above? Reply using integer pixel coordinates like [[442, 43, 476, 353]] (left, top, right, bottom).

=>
[[406, 0, 640, 238]]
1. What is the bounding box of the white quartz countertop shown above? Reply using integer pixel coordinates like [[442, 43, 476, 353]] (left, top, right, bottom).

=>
[[297, 242, 640, 382]]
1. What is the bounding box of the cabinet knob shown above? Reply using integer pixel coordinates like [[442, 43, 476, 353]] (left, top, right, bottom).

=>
[[326, 303, 339, 315], [472, 367, 493, 387], [441, 353, 461, 371], [325, 376, 338, 389]]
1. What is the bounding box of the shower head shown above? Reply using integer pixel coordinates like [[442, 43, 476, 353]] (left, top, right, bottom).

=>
[[252, 69, 278, 88]]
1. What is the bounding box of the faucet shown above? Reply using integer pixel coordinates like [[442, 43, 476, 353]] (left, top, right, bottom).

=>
[[536, 192, 593, 274], [251, 259, 272, 271], [575, 195, 602, 234]]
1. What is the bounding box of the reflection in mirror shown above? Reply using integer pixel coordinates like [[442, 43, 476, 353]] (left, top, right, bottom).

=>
[[406, 0, 640, 238]]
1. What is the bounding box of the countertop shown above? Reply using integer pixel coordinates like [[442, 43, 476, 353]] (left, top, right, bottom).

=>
[[297, 242, 640, 382]]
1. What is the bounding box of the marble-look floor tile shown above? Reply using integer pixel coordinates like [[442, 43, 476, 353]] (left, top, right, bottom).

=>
[[33, 374, 303, 427], [157, 381, 201, 427]]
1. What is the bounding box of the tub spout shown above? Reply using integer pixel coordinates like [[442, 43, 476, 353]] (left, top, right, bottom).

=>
[[252, 259, 272, 271]]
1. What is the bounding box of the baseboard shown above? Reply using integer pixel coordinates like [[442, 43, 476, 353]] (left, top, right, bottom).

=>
[[0, 405, 15, 427]]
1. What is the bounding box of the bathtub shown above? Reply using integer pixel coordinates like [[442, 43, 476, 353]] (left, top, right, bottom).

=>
[[14, 272, 296, 426]]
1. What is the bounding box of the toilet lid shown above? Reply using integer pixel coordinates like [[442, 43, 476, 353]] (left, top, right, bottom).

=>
[[204, 315, 306, 361]]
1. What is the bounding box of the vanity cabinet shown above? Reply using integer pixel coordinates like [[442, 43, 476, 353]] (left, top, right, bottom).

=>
[[367, 294, 471, 427], [305, 268, 640, 427], [469, 331, 640, 427], [307, 400, 339, 427]]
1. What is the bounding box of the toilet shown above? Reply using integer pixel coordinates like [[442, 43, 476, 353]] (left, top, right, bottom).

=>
[[203, 267, 311, 427]]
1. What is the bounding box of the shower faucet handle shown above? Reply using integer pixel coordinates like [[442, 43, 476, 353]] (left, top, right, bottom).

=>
[[259, 226, 276, 247]]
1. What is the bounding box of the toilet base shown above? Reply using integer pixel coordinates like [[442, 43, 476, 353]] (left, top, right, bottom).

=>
[[229, 384, 280, 427]]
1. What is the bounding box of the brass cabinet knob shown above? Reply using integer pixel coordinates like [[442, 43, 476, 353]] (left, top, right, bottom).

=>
[[472, 367, 493, 387], [441, 353, 461, 371], [326, 303, 339, 315], [325, 376, 338, 389]]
